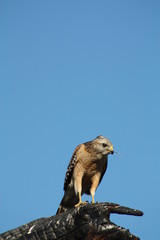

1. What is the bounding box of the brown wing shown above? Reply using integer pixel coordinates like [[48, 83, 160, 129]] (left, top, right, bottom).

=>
[[99, 158, 108, 185], [63, 145, 81, 191]]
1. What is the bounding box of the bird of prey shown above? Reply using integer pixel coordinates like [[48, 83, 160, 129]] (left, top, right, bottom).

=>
[[56, 135, 114, 214]]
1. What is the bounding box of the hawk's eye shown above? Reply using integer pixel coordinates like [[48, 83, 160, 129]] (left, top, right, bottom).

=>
[[102, 143, 108, 147]]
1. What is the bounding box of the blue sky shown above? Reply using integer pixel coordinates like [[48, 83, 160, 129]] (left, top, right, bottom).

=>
[[0, 1, 159, 239]]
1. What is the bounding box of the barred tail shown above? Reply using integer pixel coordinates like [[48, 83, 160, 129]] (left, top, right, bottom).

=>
[[56, 189, 79, 215], [56, 203, 68, 215], [56, 195, 71, 215]]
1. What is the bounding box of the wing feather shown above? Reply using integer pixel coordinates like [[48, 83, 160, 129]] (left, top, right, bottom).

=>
[[63, 145, 81, 191], [99, 158, 108, 185]]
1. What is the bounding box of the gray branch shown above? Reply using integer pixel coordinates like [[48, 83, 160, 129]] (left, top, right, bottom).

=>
[[0, 202, 143, 240]]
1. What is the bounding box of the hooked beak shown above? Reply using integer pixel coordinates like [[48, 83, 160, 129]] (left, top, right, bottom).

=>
[[109, 145, 114, 154]]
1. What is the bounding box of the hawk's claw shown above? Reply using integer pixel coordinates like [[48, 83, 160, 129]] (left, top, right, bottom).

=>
[[75, 201, 87, 207]]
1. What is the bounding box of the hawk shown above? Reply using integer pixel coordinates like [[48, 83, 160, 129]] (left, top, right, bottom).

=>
[[56, 135, 114, 214]]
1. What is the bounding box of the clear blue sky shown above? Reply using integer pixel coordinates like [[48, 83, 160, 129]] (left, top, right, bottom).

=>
[[0, 1, 159, 239]]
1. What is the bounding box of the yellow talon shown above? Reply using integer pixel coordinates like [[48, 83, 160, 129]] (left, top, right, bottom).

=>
[[75, 199, 82, 207], [75, 201, 87, 207], [75, 192, 87, 207]]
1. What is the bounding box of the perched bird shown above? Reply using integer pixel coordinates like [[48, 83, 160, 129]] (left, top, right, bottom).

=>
[[56, 135, 114, 214]]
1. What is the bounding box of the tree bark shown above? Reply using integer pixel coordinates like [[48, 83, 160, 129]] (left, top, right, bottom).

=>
[[0, 202, 143, 240]]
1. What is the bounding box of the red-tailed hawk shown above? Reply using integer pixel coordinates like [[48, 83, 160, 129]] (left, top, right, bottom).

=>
[[56, 135, 114, 214]]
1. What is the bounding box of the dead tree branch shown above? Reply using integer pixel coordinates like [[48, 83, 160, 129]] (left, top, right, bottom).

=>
[[0, 202, 143, 240]]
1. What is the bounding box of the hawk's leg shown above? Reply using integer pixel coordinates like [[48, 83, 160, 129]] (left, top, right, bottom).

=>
[[90, 173, 100, 204], [92, 193, 95, 204], [75, 191, 87, 207], [74, 172, 87, 207], [90, 189, 95, 204]]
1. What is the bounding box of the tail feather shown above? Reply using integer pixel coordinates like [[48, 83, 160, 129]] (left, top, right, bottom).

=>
[[56, 188, 79, 215], [56, 204, 68, 215]]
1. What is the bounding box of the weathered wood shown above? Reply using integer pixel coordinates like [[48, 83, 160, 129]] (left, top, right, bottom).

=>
[[0, 202, 143, 240]]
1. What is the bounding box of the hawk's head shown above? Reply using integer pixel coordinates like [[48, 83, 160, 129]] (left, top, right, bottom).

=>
[[93, 135, 114, 156]]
